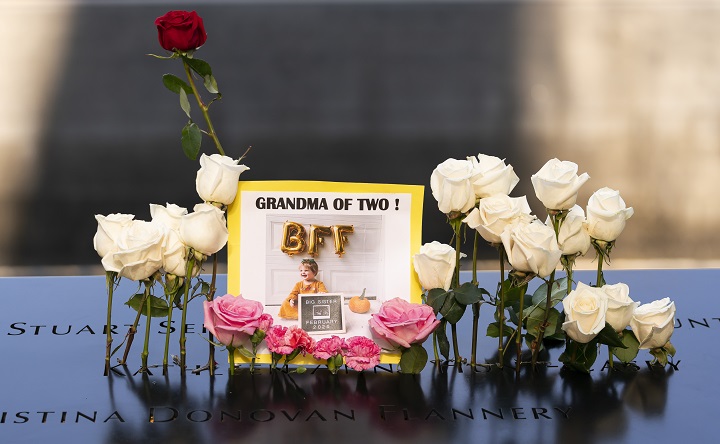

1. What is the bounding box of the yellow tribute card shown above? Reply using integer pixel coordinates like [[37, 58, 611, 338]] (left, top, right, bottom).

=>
[[227, 181, 424, 365]]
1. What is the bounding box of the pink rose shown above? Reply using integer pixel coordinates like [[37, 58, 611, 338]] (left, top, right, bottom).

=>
[[203, 294, 264, 348], [265, 325, 315, 356], [257, 313, 274, 332], [368, 298, 440, 349], [343, 336, 381, 371], [312, 336, 346, 361]]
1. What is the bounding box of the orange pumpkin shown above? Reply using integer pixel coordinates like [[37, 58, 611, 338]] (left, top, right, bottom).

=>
[[349, 288, 371, 314]]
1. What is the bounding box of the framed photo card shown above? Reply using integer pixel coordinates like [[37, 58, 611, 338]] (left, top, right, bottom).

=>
[[227, 180, 424, 364], [298, 293, 346, 334]]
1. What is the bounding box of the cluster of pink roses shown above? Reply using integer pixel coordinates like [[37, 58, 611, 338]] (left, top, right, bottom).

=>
[[204, 294, 399, 373], [203, 293, 439, 374], [310, 335, 381, 373]]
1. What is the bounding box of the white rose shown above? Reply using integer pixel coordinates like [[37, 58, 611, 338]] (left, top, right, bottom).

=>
[[602, 283, 639, 332], [196, 154, 250, 205], [412, 241, 457, 291], [531, 158, 590, 210], [561, 282, 609, 343], [552, 205, 591, 256], [500, 219, 562, 278], [150, 203, 188, 233], [630, 298, 675, 349], [93, 213, 135, 259], [161, 230, 199, 277], [101, 220, 164, 281], [464, 194, 533, 244], [586, 187, 634, 242], [430, 158, 476, 215], [179, 203, 229, 255], [467, 154, 520, 198]]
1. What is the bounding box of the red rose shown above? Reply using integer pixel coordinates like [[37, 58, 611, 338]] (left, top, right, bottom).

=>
[[155, 10, 207, 52]]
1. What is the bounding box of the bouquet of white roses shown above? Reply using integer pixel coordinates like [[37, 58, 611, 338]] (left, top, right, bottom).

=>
[[415, 154, 677, 374]]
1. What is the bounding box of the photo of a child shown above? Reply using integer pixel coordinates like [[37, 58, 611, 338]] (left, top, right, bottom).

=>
[[277, 258, 328, 320]]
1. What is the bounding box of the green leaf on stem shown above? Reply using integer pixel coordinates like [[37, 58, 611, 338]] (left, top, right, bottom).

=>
[[531, 277, 568, 309], [454, 282, 487, 305], [399, 344, 428, 374], [426, 288, 448, 315], [236, 346, 256, 359], [185, 57, 213, 77], [436, 320, 450, 360], [203, 75, 219, 94], [525, 307, 561, 340], [179, 88, 191, 118], [612, 329, 640, 363], [559, 340, 598, 373], [508, 293, 532, 326], [162, 73, 193, 94], [486, 321, 514, 338], [595, 323, 626, 348], [439, 292, 466, 324], [500, 279, 527, 305], [125, 294, 169, 318], [181, 122, 202, 160]]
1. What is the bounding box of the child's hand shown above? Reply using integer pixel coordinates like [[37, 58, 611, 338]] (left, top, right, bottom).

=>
[[290, 299, 295, 307]]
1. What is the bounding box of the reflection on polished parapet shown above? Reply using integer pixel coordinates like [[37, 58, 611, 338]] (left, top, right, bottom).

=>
[[0, 269, 712, 443]]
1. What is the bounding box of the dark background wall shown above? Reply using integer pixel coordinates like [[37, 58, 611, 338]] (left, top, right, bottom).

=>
[[2, 0, 720, 273]]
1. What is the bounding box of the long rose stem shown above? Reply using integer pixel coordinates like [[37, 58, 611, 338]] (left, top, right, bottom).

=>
[[470, 231, 479, 368], [452, 219, 462, 372], [120, 286, 150, 365], [181, 58, 225, 156], [595, 244, 605, 287], [515, 277, 524, 377], [497, 247, 506, 368], [206, 254, 218, 376], [531, 271, 555, 368], [140, 282, 152, 370], [104, 272, 117, 376], [163, 282, 175, 374], [179, 253, 196, 371]]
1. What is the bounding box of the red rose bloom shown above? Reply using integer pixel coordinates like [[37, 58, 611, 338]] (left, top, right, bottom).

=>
[[155, 10, 207, 52]]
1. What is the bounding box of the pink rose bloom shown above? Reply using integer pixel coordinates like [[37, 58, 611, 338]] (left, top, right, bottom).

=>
[[203, 294, 265, 348], [312, 336, 346, 361], [369, 298, 440, 349], [343, 336, 381, 371], [257, 313, 274, 332], [265, 325, 315, 356]]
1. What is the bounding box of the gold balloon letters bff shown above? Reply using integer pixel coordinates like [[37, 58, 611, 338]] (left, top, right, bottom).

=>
[[280, 221, 354, 257]]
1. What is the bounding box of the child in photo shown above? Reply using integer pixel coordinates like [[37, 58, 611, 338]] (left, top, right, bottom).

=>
[[278, 258, 328, 320]]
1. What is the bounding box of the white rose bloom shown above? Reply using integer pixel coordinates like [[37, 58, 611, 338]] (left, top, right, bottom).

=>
[[630, 298, 676, 349], [93, 213, 135, 259], [412, 241, 457, 291], [464, 194, 533, 244], [161, 230, 198, 277], [150, 203, 188, 233], [602, 283, 639, 332], [196, 154, 250, 205], [179, 203, 229, 255], [551, 205, 591, 256], [430, 158, 476, 215], [586, 187, 634, 242], [531, 158, 590, 210], [467, 154, 520, 198], [500, 219, 562, 278], [101, 220, 164, 281], [561, 282, 609, 343]]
